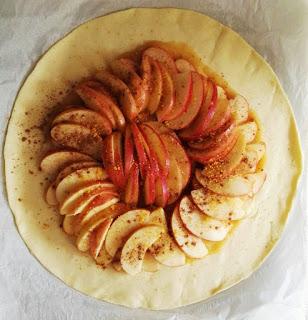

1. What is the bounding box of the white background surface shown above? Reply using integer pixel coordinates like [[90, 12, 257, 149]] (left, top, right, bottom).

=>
[[1, 1, 307, 319]]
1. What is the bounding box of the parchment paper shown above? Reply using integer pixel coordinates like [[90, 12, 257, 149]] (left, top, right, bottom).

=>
[[0, 1, 307, 319]]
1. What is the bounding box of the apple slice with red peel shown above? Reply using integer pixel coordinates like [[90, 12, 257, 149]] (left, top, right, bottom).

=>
[[144, 121, 179, 141], [73, 193, 119, 234], [165, 72, 204, 130], [56, 167, 108, 203], [144, 169, 156, 205], [59, 182, 116, 216], [204, 99, 231, 135], [51, 123, 103, 159], [166, 153, 184, 205], [155, 172, 169, 207], [179, 80, 217, 140], [121, 225, 164, 275], [45, 161, 98, 205], [196, 169, 253, 197], [161, 133, 191, 189], [96, 70, 138, 120], [187, 130, 239, 165], [230, 95, 249, 124], [147, 59, 163, 114], [201, 133, 246, 179], [52, 107, 112, 136], [102, 132, 126, 190], [40, 150, 94, 177], [191, 189, 247, 220], [143, 47, 177, 76], [188, 119, 236, 150], [130, 123, 149, 178], [156, 64, 175, 121], [238, 121, 258, 143], [179, 196, 231, 241], [62, 215, 76, 235], [111, 58, 148, 112], [171, 206, 208, 258], [105, 209, 150, 257], [124, 126, 134, 177], [175, 59, 196, 72], [124, 162, 139, 206], [76, 217, 113, 252], [160, 71, 192, 121], [140, 124, 170, 177]]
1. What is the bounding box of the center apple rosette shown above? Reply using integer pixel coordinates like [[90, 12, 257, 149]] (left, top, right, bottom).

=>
[[40, 43, 266, 275]]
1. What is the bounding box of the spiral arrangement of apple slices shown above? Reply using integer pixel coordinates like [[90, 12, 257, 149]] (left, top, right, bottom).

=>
[[40, 45, 266, 275]]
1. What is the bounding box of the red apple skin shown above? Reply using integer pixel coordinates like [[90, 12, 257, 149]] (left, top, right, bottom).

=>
[[179, 79, 218, 141], [144, 169, 156, 205], [139, 123, 170, 177], [101, 132, 126, 189], [188, 119, 236, 150], [130, 123, 149, 179], [155, 170, 169, 207], [161, 72, 193, 121], [143, 47, 177, 76], [156, 64, 175, 121], [186, 130, 239, 164], [164, 72, 204, 130], [147, 59, 163, 114], [124, 162, 139, 206], [124, 126, 134, 178]]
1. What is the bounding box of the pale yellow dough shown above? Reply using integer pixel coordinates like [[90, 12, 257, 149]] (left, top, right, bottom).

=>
[[4, 8, 302, 309]]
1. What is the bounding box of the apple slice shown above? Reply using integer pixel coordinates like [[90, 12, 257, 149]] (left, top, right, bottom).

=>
[[105, 209, 150, 257], [140, 124, 170, 177], [96, 70, 138, 120], [110, 58, 148, 111], [155, 172, 169, 207], [155, 64, 175, 121], [40, 151, 94, 177], [191, 189, 247, 220], [121, 225, 164, 275], [55, 166, 108, 203], [101, 132, 126, 189], [62, 214, 76, 235], [164, 72, 204, 130], [230, 95, 249, 124], [196, 169, 253, 197], [124, 126, 135, 177], [160, 71, 192, 121], [73, 193, 119, 234], [246, 142, 266, 162], [149, 233, 186, 267], [147, 59, 163, 114], [171, 206, 208, 258], [94, 246, 113, 267], [188, 119, 236, 150], [201, 133, 246, 179], [179, 79, 217, 140], [51, 123, 103, 159], [124, 162, 139, 206], [187, 130, 239, 165], [144, 169, 156, 205], [76, 81, 119, 129], [143, 47, 177, 76], [45, 161, 99, 205], [161, 134, 191, 189], [217, 86, 227, 100], [245, 171, 266, 194], [238, 121, 258, 143], [179, 196, 231, 241], [149, 207, 168, 231], [59, 182, 116, 216], [142, 253, 161, 272], [76, 217, 113, 252], [175, 59, 196, 72], [52, 107, 112, 136], [166, 153, 184, 205]]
